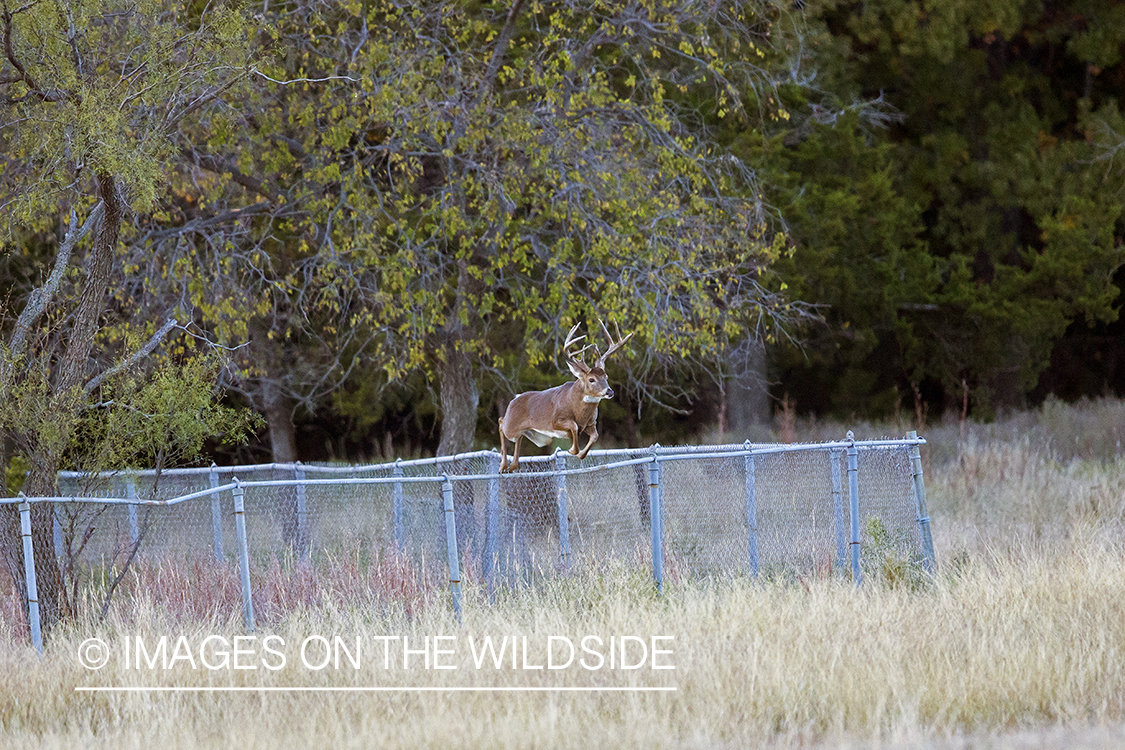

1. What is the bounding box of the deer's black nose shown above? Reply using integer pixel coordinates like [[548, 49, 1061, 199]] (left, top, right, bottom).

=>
[[604, 387, 614, 399]]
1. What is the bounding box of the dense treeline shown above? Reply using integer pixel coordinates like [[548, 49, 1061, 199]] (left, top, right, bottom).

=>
[[1, 0, 1123, 474], [768, 0, 1125, 424]]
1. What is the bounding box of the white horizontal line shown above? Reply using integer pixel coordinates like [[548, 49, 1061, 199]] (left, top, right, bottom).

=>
[[75, 686, 677, 693]]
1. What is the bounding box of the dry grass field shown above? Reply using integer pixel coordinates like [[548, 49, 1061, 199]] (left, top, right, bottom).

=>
[[3, 398, 1125, 749]]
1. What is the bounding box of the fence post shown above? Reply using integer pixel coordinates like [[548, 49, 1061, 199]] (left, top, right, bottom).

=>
[[441, 476, 463, 623], [846, 431, 863, 586], [393, 459, 404, 550], [294, 461, 309, 562], [232, 479, 256, 632], [555, 450, 570, 571], [743, 440, 759, 578], [648, 446, 664, 595], [209, 463, 223, 562], [831, 449, 847, 575], [125, 475, 139, 547], [484, 453, 500, 596], [907, 430, 937, 574], [17, 497, 43, 654], [52, 504, 63, 562]]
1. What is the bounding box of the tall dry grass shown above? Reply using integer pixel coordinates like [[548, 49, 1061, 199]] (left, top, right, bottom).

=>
[[3, 398, 1125, 748], [2, 541, 1124, 749]]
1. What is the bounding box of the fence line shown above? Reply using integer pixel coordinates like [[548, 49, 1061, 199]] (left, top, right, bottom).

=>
[[7, 436, 933, 652], [49, 439, 926, 481]]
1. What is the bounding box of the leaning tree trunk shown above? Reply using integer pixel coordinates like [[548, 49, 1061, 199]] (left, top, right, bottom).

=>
[[5, 173, 125, 631]]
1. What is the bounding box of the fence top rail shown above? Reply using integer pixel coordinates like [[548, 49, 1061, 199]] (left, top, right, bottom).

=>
[[0, 482, 239, 507], [53, 437, 925, 480], [8, 436, 927, 505], [54, 450, 500, 479]]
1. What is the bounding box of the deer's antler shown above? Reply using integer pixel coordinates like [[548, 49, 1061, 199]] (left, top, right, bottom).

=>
[[593, 319, 633, 369], [562, 323, 594, 372]]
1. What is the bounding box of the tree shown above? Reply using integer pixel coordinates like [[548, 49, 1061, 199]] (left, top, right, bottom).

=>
[[0, 0, 256, 627], [228, 0, 816, 455]]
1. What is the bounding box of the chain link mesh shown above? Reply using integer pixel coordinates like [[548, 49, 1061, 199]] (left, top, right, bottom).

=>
[[24, 441, 927, 621]]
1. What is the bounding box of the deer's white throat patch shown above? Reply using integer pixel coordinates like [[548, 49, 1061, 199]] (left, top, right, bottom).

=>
[[583, 395, 604, 403]]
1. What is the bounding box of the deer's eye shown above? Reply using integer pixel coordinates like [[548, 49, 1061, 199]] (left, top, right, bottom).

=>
[[588, 378, 595, 383]]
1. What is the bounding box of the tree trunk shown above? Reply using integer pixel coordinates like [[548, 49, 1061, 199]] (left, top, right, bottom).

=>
[[58, 174, 123, 394], [623, 388, 640, 448], [727, 337, 770, 436], [249, 321, 302, 552], [7, 173, 125, 631], [249, 320, 299, 464], [437, 261, 480, 457], [263, 387, 298, 464], [436, 262, 480, 571], [436, 342, 480, 456]]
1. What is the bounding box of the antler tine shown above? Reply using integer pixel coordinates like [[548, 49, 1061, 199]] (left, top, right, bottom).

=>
[[562, 323, 584, 351], [594, 318, 634, 367], [562, 323, 593, 363], [598, 318, 613, 345]]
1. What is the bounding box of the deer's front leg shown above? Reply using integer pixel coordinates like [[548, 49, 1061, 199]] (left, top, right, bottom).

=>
[[577, 422, 599, 459], [556, 420, 581, 455]]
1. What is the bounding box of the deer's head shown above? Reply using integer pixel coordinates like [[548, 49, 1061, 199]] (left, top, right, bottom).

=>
[[562, 320, 633, 403]]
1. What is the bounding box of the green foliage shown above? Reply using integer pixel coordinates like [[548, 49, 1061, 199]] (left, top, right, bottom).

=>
[[73, 356, 263, 473], [5, 454, 30, 495], [0, 339, 261, 486], [0, 0, 255, 228], [765, 0, 1125, 419], [369, 0, 788, 361], [4, 0, 1124, 459], [139, 0, 816, 452], [764, 116, 936, 414]]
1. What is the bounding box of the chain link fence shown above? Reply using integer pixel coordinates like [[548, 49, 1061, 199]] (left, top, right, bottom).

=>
[[4, 434, 935, 649]]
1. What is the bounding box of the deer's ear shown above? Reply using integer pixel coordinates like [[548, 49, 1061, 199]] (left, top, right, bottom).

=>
[[567, 359, 588, 378]]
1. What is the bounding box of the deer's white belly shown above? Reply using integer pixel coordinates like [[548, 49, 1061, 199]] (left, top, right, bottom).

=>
[[523, 428, 568, 447]]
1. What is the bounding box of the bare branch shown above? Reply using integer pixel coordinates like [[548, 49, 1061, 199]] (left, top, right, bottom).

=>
[[7, 201, 105, 362], [133, 203, 271, 247], [474, 0, 526, 108], [183, 145, 280, 201], [252, 69, 360, 86], [84, 317, 179, 394]]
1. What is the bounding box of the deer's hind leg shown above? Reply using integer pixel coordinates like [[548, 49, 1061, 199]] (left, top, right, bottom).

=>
[[498, 418, 509, 472], [508, 434, 525, 472]]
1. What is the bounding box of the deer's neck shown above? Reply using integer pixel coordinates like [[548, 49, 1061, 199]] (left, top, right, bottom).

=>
[[563, 382, 600, 421]]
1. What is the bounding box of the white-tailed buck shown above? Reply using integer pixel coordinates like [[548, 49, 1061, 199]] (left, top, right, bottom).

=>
[[498, 321, 633, 472]]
